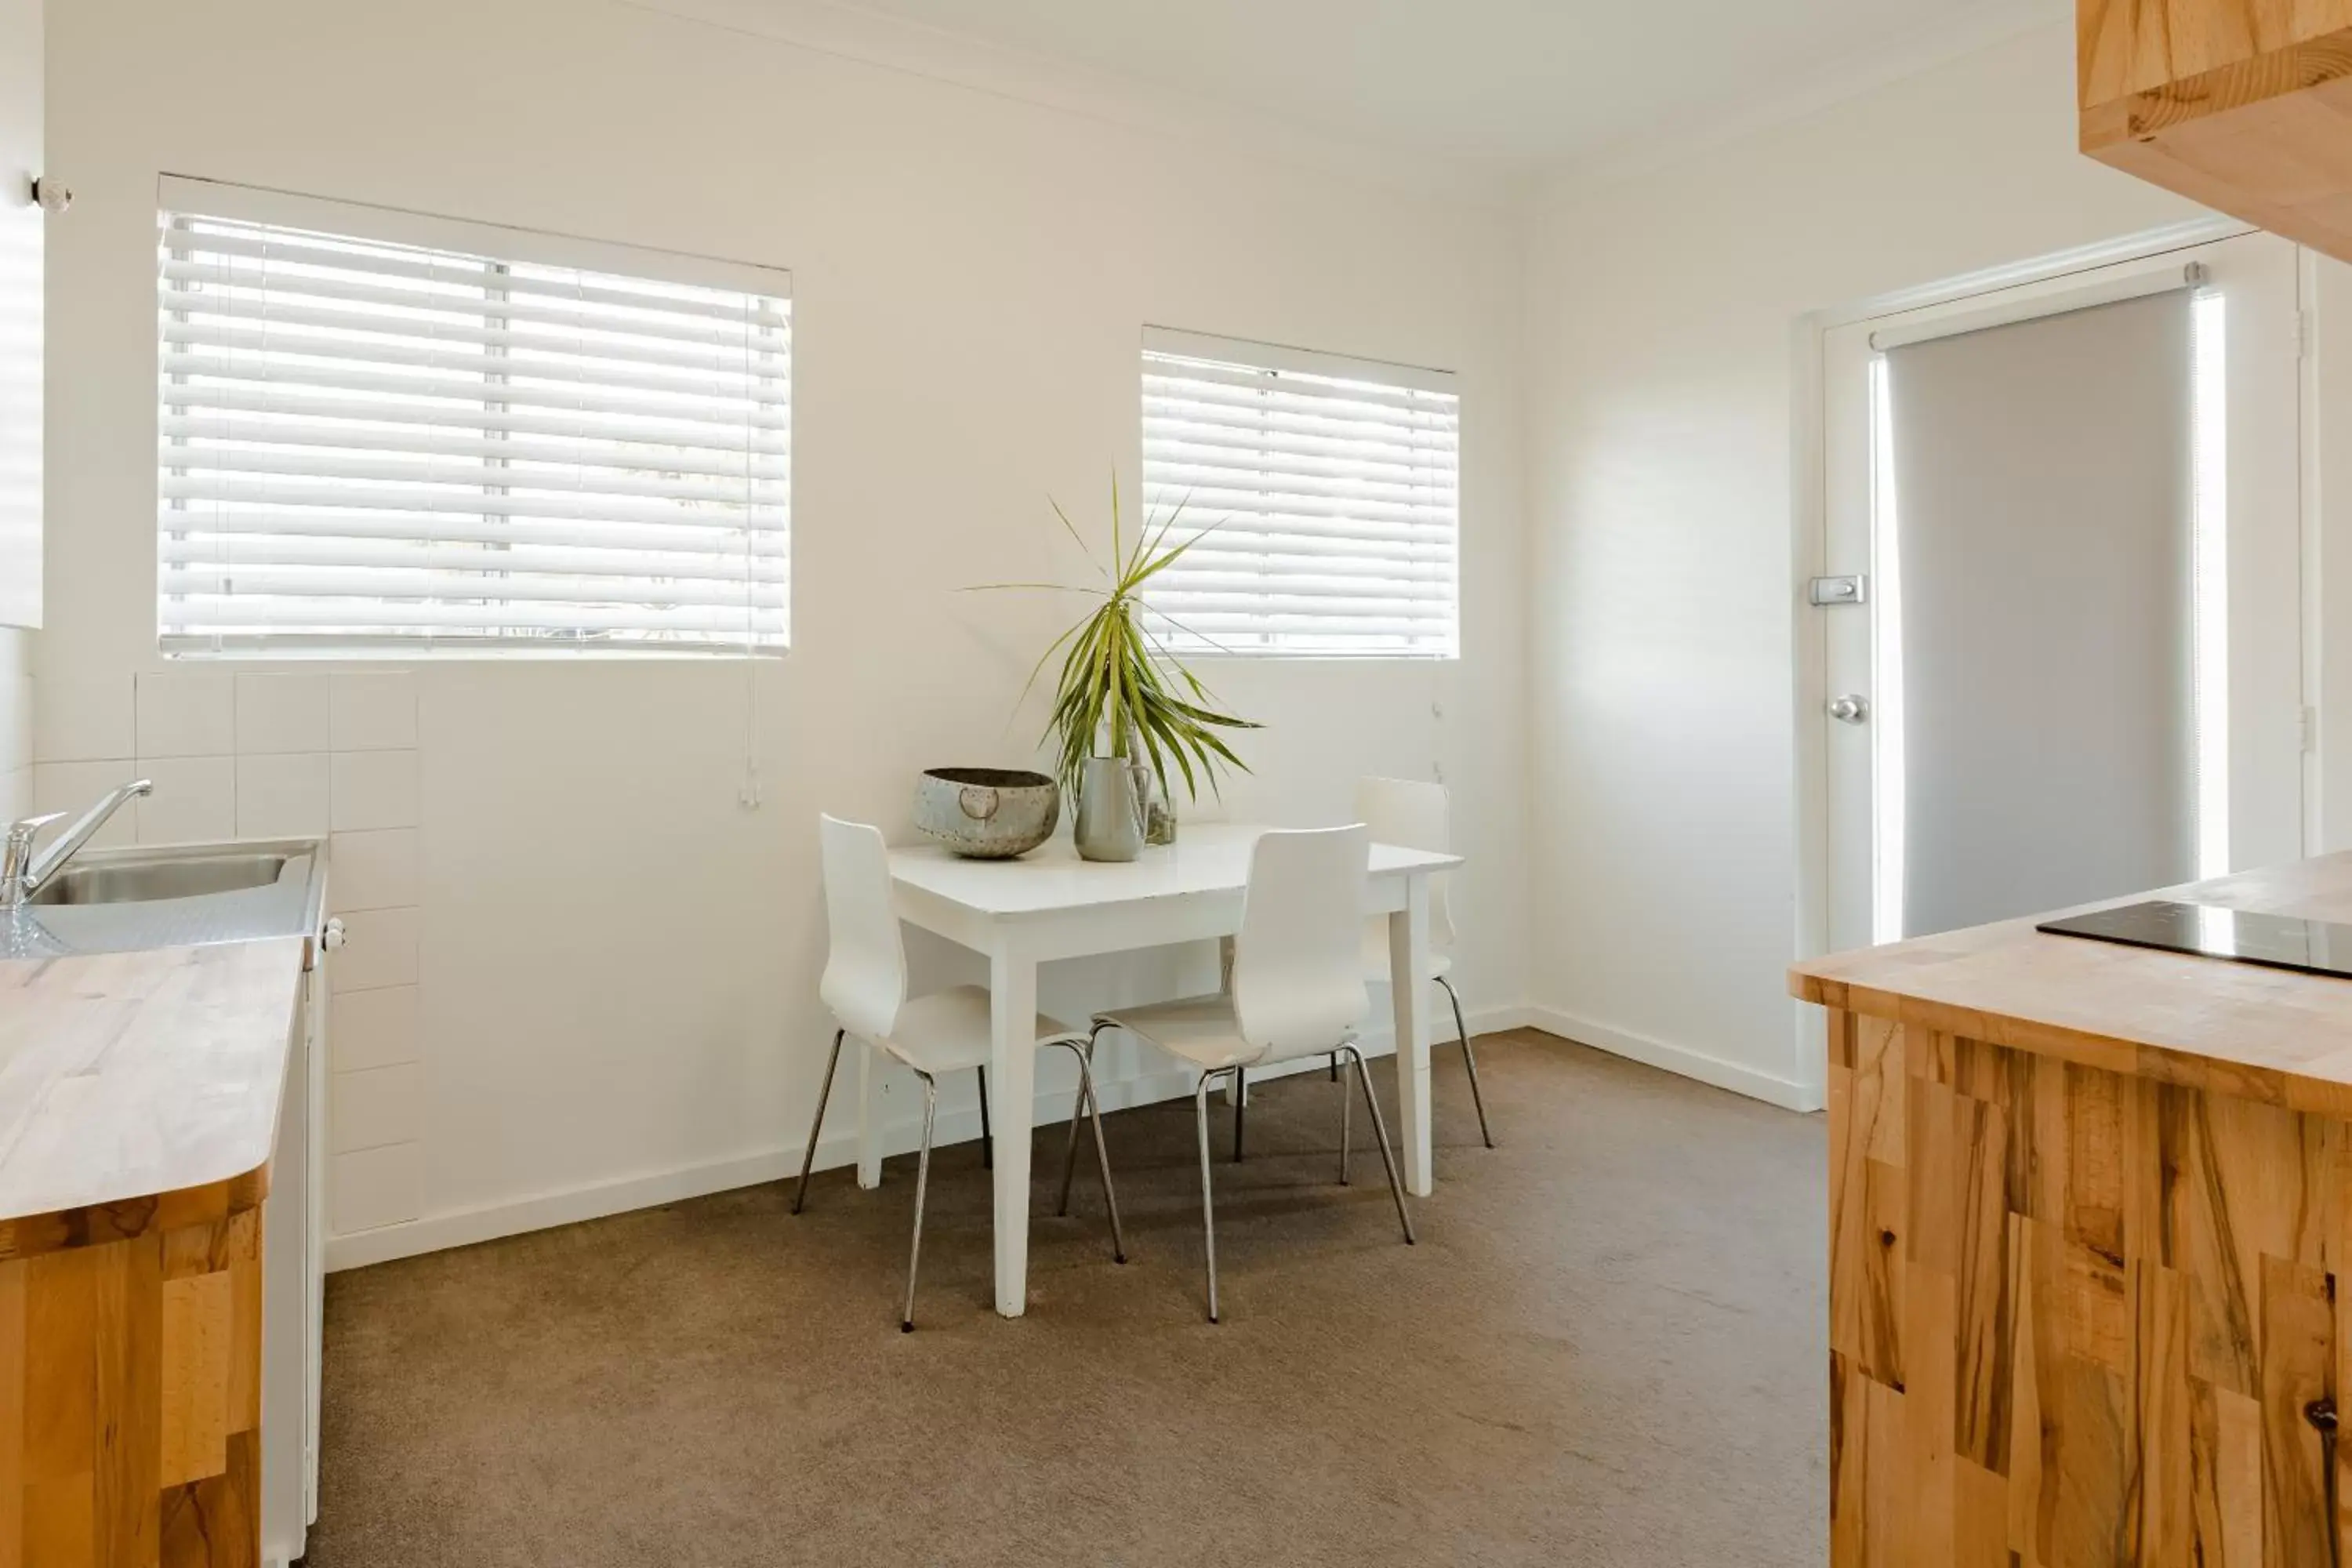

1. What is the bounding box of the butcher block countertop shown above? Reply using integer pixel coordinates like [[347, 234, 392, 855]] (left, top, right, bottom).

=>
[[1790, 852, 2352, 1116], [0, 936, 307, 1230]]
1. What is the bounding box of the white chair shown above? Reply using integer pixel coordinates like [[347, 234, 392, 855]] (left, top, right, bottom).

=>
[[1355, 776, 1494, 1148], [1081, 825, 1414, 1323], [793, 815, 1126, 1330]]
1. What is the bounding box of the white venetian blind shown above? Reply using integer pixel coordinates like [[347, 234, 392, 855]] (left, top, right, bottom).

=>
[[1139, 327, 1458, 657], [156, 179, 790, 655]]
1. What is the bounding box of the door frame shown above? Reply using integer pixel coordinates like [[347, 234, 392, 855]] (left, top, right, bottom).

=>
[[1786, 213, 2264, 1108]]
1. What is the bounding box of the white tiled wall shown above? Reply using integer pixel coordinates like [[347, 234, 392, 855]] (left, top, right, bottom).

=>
[[40, 668, 428, 1236], [319, 673, 425, 1236], [235, 752, 331, 839], [328, 1142, 426, 1236], [235, 673, 330, 754], [330, 750, 419, 833]]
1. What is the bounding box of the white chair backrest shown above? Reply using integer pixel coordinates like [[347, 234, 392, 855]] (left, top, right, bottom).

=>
[[1230, 825, 1370, 1063], [1355, 776, 1456, 949], [818, 815, 908, 1040]]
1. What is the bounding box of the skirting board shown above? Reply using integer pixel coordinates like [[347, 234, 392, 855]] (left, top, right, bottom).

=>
[[1526, 1004, 1823, 1113], [324, 1002, 1533, 1272]]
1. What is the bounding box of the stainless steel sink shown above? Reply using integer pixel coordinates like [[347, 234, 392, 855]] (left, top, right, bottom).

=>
[[0, 840, 328, 961], [29, 852, 292, 906]]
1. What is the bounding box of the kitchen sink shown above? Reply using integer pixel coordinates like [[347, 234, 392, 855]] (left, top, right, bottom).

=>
[[29, 852, 292, 906], [0, 840, 328, 960]]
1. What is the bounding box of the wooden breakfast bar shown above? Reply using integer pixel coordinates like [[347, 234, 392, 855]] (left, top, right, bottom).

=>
[[1791, 853, 2352, 1568]]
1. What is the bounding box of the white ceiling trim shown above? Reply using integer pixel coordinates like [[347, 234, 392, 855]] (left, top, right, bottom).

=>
[[1532, 0, 2065, 205], [603, 0, 1513, 207]]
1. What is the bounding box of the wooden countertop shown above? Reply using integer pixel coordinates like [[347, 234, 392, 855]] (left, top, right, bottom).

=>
[[0, 937, 307, 1235], [1790, 852, 2352, 1115]]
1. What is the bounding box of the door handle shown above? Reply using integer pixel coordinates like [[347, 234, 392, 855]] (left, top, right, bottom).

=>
[[1829, 695, 1869, 725]]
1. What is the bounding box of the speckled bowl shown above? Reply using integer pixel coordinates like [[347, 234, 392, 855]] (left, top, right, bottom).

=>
[[913, 768, 1060, 858]]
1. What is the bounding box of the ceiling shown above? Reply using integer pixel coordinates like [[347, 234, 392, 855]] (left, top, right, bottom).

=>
[[811, 0, 2066, 178]]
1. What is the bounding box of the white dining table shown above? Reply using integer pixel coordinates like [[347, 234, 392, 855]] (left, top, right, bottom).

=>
[[878, 822, 1463, 1318]]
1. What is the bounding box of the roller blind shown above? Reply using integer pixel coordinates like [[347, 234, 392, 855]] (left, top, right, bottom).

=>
[[1139, 327, 1458, 657], [1886, 289, 2197, 936], [155, 180, 790, 655]]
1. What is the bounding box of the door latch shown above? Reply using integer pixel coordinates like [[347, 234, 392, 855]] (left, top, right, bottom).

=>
[[1809, 575, 1867, 607]]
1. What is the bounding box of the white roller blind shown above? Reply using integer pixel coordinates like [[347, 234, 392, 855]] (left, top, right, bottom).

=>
[[1886, 289, 2197, 936], [1140, 327, 1458, 657], [156, 180, 789, 655]]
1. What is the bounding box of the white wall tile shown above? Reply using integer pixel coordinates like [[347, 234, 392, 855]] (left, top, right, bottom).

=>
[[332, 984, 419, 1073], [33, 760, 141, 849], [136, 671, 235, 758], [0, 768, 28, 823], [329, 905, 420, 993], [330, 827, 418, 911], [235, 673, 331, 755], [330, 750, 418, 832], [35, 672, 134, 763], [236, 752, 330, 839], [331, 673, 417, 751], [331, 1142, 423, 1233], [136, 756, 237, 844], [331, 1062, 422, 1153]]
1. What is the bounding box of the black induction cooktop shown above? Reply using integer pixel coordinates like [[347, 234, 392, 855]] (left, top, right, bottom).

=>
[[2036, 899, 2352, 981]]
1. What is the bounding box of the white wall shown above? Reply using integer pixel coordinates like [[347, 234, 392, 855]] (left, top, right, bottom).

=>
[[1521, 24, 2211, 1109], [0, 630, 27, 818], [42, 0, 1530, 1263]]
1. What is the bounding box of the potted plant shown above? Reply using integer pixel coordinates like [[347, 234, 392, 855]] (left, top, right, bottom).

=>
[[975, 475, 1258, 861]]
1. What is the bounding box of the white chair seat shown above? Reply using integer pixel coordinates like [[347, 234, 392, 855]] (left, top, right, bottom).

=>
[[1361, 926, 1452, 985], [877, 985, 1075, 1076], [1092, 994, 1266, 1072], [805, 814, 1126, 1330]]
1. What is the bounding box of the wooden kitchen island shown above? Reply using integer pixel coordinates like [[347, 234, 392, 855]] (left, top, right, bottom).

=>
[[1791, 854, 2352, 1567]]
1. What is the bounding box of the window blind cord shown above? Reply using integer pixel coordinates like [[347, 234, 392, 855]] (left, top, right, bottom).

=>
[[739, 310, 761, 810]]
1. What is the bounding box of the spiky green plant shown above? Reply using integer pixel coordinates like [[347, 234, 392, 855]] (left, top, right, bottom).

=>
[[971, 474, 1259, 803]]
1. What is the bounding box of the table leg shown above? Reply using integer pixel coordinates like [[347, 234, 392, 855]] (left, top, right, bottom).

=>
[[989, 948, 1039, 1318], [1388, 877, 1434, 1196], [855, 1036, 883, 1190]]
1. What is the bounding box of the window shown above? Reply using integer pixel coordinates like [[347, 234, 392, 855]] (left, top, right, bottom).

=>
[[1138, 327, 1458, 658], [156, 179, 789, 655]]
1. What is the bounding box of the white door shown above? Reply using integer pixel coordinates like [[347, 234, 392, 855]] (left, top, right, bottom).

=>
[[1822, 231, 2304, 951]]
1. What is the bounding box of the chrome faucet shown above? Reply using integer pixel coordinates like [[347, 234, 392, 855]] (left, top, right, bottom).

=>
[[2, 779, 153, 909]]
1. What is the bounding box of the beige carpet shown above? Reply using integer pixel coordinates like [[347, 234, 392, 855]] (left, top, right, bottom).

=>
[[304, 1029, 1828, 1566]]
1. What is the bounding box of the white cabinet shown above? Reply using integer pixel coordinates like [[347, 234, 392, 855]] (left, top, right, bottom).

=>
[[262, 935, 329, 1566], [0, 0, 38, 629]]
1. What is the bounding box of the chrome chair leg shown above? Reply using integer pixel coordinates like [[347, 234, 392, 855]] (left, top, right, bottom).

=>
[[792, 1029, 848, 1215], [1435, 975, 1494, 1149], [978, 1064, 992, 1170], [902, 1072, 939, 1332], [1194, 1070, 1225, 1323], [1342, 1044, 1415, 1246], [1045, 1037, 1127, 1263], [1338, 1054, 1352, 1185], [1057, 1022, 1109, 1217], [1232, 1067, 1246, 1163]]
